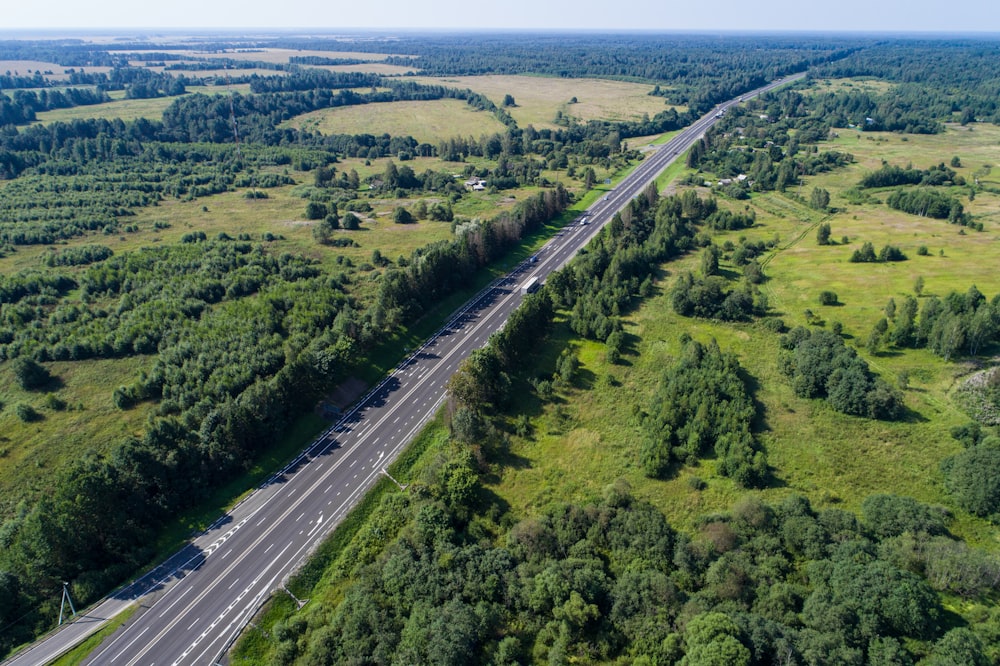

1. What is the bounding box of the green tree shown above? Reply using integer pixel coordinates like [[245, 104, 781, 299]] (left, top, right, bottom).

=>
[[925, 628, 991, 666], [12, 357, 52, 390], [305, 201, 327, 220], [393, 207, 414, 224], [816, 222, 832, 245], [700, 245, 720, 277], [810, 187, 831, 211], [941, 445, 1000, 518], [680, 612, 751, 666]]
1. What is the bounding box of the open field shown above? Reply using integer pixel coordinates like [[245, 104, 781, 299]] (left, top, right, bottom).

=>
[[283, 97, 508, 143], [170, 48, 393, 64], [0, 355, 152, 504], [0, 60, 113, 80], [414, 74, 681, 129], [31, 84, 250, 124], [488, 122, 1000, 550], [808, 76, 897, 94], [315, 63, 418, 76]]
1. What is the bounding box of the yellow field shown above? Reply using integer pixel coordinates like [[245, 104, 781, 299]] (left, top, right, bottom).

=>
[[315, 63, 418, 76], [414, 74, 682, 129], [283, 97, 508, 144], [0, 60, 112, 81]]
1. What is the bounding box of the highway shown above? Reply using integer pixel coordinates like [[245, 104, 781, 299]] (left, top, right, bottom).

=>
[[2, 72, 803, 666]]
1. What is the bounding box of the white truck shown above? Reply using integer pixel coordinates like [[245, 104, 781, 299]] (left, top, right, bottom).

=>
[[520, 276, 540, 295]]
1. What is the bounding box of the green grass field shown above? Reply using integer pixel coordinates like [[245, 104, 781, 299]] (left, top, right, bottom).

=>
[[32, 84, 251, 124], [414, 74, 682, 129], [282, 98, 508, 144]]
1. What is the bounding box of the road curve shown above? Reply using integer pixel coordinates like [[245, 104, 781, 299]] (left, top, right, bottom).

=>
[[2, 72, 803, 666]]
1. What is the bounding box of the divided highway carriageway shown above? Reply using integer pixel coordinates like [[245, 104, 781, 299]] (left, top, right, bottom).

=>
[[2, 72, 802, 666]]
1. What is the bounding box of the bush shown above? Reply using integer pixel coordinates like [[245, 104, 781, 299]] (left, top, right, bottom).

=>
[[861, 494, 946, 539], [818, 291, 839, 306], [341, 213, 361, 230], [12, 357, 52, 391], [14, 403, 42, 422], [392, 207, 414, 224], [305, 201, 328, 220]]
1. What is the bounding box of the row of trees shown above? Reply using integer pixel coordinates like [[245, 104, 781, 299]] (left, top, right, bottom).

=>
[[849, 241, 907, 263], [886, 188, 971, 226], [872, 286, 1000, 361], [858, 162, 962, 189]]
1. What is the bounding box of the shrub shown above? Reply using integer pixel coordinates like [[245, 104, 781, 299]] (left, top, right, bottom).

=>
[[15, 403, 42, 422], [818, 291, 839, 306], [305, 201, 328, 220], [341, 213, 361, 230], [861, 494, 946, 539], [12, 357, 52, 390]]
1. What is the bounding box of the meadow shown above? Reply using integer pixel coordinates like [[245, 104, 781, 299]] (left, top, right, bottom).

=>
[[490, 121, 1000, 550], [414, 74, 681, 129], [282, 98, 508, 144]]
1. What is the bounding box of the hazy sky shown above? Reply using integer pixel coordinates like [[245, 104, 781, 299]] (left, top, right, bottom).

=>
[[4, 0, 1000, 33]]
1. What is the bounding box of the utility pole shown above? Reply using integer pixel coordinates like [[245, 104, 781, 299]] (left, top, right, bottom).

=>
[[58, 582, 76, 625]]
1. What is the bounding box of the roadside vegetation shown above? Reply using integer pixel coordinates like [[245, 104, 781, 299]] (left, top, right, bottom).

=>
[[231, 41, 1000, 666]]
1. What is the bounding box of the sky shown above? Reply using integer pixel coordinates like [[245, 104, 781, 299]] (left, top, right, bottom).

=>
[[4, 0, 1000, 34]]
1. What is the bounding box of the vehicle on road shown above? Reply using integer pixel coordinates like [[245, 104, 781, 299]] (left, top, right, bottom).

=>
[[520, 276, 540, 294]]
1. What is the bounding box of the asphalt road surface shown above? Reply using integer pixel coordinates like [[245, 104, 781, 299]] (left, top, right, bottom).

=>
[[2, 72, 803, 666]]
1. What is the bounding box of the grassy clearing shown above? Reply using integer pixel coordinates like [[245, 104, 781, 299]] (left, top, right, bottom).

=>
[[282, 98, 507, 144], [808, 77, 897, 94], [0, 356, 151, 502], [34, 97, 181, 124], [413, 74, 681, 129], [317, 63, 418, 76], [33, 85, 249, 125]]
